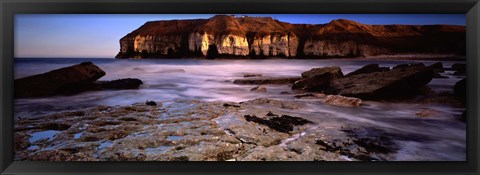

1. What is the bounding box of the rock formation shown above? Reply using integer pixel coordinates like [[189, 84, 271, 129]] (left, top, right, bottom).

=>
[[15, 62, 143, 98], [15, 62, 106, 98], [332, 65, 434, 100], [289, 64, 435, 100], [116, 15, 466, 59]]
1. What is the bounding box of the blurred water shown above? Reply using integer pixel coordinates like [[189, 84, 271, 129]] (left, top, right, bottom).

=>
[[14, 58, 465, 106]]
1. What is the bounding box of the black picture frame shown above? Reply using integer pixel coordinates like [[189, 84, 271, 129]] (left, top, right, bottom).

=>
[[1, 0, 479, 174]]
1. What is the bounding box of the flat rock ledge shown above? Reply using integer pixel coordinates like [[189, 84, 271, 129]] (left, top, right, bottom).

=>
[[15, 98, 402, 161]]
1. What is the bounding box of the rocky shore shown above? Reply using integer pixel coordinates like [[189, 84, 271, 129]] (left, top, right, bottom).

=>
[[12, 98, 409, 161], [14, 61, 466, 161]]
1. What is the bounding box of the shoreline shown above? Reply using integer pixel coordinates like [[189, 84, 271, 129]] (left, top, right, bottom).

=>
[[112, 54, 466, 61], [14, 96, 466, 161]]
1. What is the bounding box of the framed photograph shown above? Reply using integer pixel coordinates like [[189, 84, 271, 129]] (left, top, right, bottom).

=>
[[1, 0, 479, 174]]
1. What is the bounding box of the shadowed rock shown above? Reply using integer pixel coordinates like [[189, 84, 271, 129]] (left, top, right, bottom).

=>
[[96, 78, 143, 89], [292, 67, 344, 91], [332, 65, 434, 100], [292, 73, 337, 92], [301, 66, 343, 78], [15, 62, 106, 98], [15, 62, 144, 98], [428, 62, 447, 78]]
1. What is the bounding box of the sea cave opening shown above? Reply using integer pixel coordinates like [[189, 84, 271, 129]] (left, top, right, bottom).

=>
[[206, 44, 219, 59]]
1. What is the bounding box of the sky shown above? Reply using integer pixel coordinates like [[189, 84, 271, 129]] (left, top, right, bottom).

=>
[[14, 14, 466, 58]]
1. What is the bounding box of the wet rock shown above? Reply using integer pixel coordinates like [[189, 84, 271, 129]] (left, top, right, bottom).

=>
[[345, 64, 389, 77], [293, 66, 344, 92], [251, 86, 267, 92], [332, 65, 434, 100], [292, 73, 338, 92], [324, 95, 362, 107], [428, 62, 447, 78], [233, 76, 301, 85], [145, 100, 157, 106], [243, 73, 263, 78], [15, 62, 106, 98], [97, 78, 143, 89], [244, 114, 312, 133], [301, 66, 344, 78], [454, 78, 466, 104], [314, 139, 372, 161]]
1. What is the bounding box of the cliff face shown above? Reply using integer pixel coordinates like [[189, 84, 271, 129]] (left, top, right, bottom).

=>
[[116, 15, 466, 59]]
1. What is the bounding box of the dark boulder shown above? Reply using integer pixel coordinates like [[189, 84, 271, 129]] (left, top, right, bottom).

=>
[[428, 62, 447, 78], [15, 62, 106, 98], [454, 78, 466, 104], [233, 76, 301, 85], [451, 63, 466, 71], [292, 73, 337, 92], [146, 100, 157, 106], [332, 65, 434, 100], [97, 78, 143, 89], [292, 66, 344, 92], [451, 63, 466, 76], [345, 64, 389, 77], [428, 62, 445, 73], [301, 66, 343, 78]]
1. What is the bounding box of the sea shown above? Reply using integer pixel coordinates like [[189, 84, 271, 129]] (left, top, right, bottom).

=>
[[14, 57, 467, 161]]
